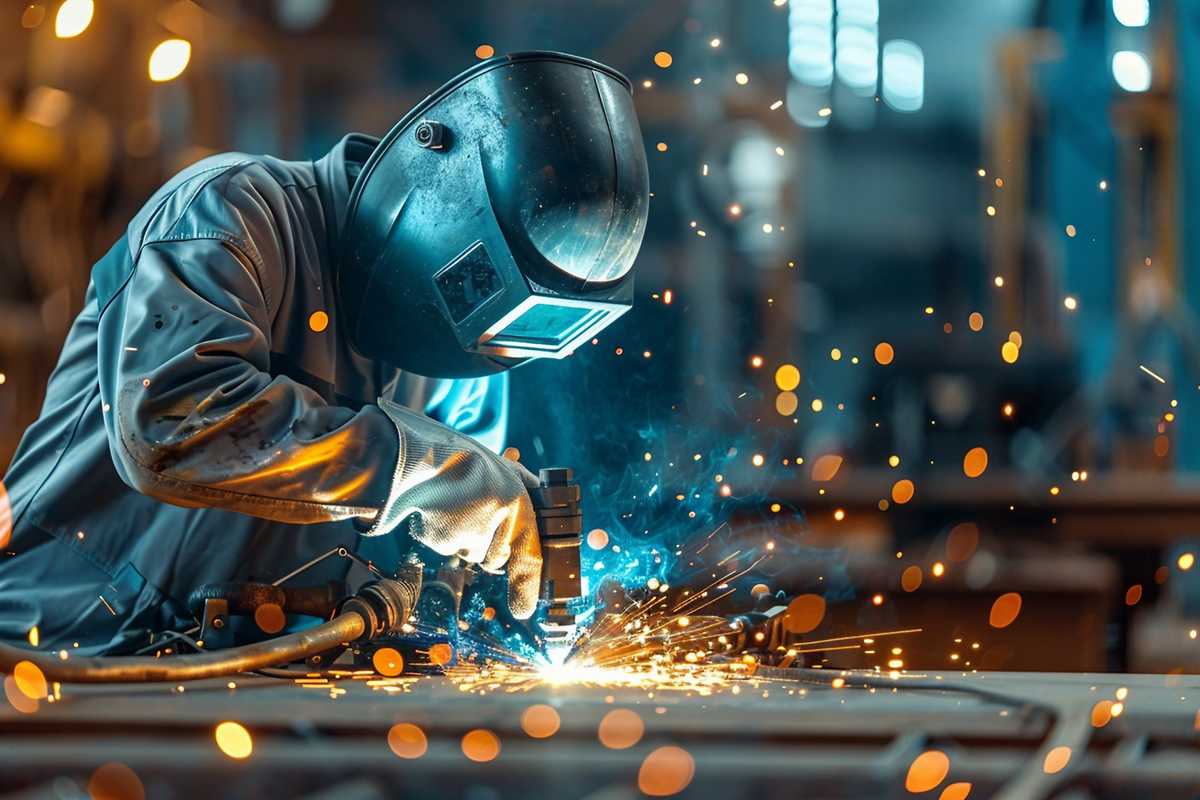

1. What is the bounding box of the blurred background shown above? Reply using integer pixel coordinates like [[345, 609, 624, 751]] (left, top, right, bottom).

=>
[[3, 0, 1200, 674]]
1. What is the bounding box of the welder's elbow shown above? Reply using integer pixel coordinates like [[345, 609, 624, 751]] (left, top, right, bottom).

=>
[[113, 438, 181, 504], [110, 405, 192, 505], [115, 453, 174, 503]]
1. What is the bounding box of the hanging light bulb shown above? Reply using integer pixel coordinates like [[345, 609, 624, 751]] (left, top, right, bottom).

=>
[[55, 0, 94, 39], [148, 39, 192, 83]]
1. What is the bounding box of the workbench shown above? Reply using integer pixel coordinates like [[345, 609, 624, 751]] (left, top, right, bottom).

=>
[[2, 669, 1197, 799]]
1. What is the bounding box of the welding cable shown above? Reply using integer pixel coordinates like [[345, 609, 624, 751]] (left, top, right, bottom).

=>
[[0, 612, 367, 684], [0, 575, 422, 683]]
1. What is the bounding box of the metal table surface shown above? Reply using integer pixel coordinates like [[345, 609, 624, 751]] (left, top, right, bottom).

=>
[[1, 669, 1198, 799]]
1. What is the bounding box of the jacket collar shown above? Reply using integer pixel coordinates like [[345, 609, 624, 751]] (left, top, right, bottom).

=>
[[313, 132, 379, 259]]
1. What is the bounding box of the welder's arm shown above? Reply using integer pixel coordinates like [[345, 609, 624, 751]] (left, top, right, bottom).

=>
[[98, 238, 398, 523], [99, 236, 541, 616]]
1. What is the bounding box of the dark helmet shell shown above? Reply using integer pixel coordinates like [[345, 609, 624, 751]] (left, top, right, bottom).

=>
[[338, 51, 649, 378]]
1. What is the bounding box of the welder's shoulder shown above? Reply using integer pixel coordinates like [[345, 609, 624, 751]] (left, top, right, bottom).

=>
[[128, 152, 305, 266], [121, 152, 312, 313]]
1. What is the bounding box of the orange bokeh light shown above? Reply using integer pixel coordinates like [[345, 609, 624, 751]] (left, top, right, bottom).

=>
[[874, 342, 895, 365], [387, 723, 428, 759], [307, 310, 329, 332], [1043, 745, 1072, 774], [598, 708, 644, 749], [939, 782, 972, 800], [905, 750, 950, 793], [253, 603, 285, 634], [12, 660, 47, 700], [214, 721, 253, 759], [783, 593, 826, 634], [428, 643, 453, 666], [461, 729, 501, 762], [372, 647, 404, 677], [946, 522, 979, 562], [962, 447, 988, 479], [520, 704, 561, 739], [901, 565, 923, 593], [989, 592, 1023, 629], [638, 746, 695, 796], [87, 762, 145, 800], [811, 454, 844, 482]]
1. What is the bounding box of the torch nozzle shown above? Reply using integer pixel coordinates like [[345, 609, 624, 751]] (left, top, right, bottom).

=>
[[531, 467, 585, 660]]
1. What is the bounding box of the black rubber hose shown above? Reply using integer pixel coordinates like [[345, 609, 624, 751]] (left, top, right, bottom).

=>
[[0, 612, 366, 683]]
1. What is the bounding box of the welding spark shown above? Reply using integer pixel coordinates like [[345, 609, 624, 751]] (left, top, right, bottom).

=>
[[1140, 364, 1167, 384], [444, 659, 756, 696]]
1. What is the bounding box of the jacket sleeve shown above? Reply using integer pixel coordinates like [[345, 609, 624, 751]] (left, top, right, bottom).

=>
[[97, 226, 398, 524]]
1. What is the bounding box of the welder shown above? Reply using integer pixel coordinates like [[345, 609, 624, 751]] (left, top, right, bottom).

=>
[[0, 52, 648, 656]]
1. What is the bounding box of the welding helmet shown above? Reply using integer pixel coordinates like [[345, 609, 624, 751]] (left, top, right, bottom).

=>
[[338, 51, 649, 378]]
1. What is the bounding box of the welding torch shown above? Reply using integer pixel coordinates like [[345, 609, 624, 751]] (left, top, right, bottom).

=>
[[529, 467, 586, 661], [526, 468, 791, 665]]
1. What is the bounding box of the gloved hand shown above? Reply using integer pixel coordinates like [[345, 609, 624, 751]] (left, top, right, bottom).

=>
[[369, 398, 542, 618]]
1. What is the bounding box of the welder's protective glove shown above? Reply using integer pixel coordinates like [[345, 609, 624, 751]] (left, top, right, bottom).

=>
[[368, 398, 542, 619]]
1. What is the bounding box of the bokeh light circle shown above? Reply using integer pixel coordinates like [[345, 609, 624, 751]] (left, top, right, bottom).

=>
[[13, 660, 47, 699], [521, 704, 561, 738], [3, 676, 37, 714], [372, 647, 404, 677], [461, 728, 501, 762], [901, 565, 923, 593], [905, 750, 950, 793], [214, 721, 253, 759], [87, 762, 145, 800], [962, 447, 989, 478], [253, 603, 285, 634], [811, 454, 843, 482], [598, 708, 644, 749], [638, 745, 695, 796], [946, 522, 979, 562], [939, 782, 972, 800], [775, 391, 799, 416], [989, 592, 1023, 628], [429, 643, 453, 666], [774, 363, 801, 391], [387, 723, 428, 759], [783, 593, 825, 634], [1043, 745, 1072, 774]]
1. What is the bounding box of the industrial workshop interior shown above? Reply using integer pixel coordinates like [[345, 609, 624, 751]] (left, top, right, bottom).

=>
[[2, 0, 1200, 798]]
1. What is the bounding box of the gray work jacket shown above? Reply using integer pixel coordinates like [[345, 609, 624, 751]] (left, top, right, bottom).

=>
[[0, 135, 508, 653]]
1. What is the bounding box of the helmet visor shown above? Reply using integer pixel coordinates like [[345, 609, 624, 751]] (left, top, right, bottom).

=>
[[476, 296, 629, 359]]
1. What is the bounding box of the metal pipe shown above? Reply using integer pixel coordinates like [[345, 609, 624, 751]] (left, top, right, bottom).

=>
[[0, 612, 366, 684]]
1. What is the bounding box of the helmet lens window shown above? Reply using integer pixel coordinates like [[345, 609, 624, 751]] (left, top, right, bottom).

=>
[[488, 303, 607, 349], [476, 298, 628, 360]]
